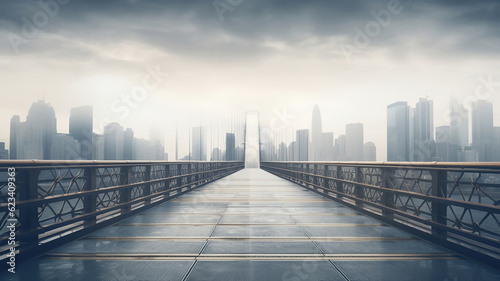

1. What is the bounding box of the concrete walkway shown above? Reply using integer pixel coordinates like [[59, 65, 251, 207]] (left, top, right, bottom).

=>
[[3, 169, 500, 280]]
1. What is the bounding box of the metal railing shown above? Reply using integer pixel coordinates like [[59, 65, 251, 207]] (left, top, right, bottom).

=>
[[0, 160, 244, 265], [261, 161, 500, 266]]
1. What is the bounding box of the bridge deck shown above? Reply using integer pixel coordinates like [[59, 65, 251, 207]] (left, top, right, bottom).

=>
[[4, 169, 500, 280]]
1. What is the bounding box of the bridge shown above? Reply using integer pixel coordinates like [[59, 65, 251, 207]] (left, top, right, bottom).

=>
[[1, 114, 500, 280]]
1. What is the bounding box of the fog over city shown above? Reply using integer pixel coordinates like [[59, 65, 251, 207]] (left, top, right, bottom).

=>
[[1, 0, 500, 160]]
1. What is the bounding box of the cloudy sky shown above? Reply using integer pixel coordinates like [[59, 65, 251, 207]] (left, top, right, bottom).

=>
[[1, 0, 500, 160]]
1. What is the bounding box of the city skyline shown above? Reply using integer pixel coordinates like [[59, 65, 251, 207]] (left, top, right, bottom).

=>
[[3, 96, 500, 161], [5, 99, 245, 161]]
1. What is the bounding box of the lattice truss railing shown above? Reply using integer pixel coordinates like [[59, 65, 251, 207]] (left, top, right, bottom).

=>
[[37, 168, 87, 227], [261, 162, 500, 243], [444, 171, 500, 239], [0, 162, 243, 241], [95, 167, 122, 211], [390, 169, 434, 220]]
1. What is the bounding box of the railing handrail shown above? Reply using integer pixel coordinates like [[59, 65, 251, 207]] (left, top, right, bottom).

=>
[[262, 160, 500, 169], [0, 160, 243, 168]]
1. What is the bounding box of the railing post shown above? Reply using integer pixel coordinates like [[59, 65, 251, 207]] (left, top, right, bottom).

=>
[[83, 167, 97, 226], [165, 164, 171, 191], [119, 166, 131, 213], [143, 165, 151, 205], [177, 164, 182, 188], [187, 163, 193, 189], [324, 164, 328, 189], [301, 164, 305, 184], [355, 166, 364, 206], [18, 169, 41, 248], [381, 168, 395, 220], [336, 166, 344, 198], [431, 169, 448, 238], [313, 164, 318, 189]]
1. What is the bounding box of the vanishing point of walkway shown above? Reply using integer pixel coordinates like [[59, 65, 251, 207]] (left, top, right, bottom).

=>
[[3, 169, 500, 280]]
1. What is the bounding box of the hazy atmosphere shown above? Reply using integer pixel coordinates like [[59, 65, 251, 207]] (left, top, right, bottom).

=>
[[1, 0, 500, 160]]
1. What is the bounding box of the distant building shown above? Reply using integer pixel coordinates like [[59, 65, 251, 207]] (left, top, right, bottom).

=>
[[50, 134, 80, 160], [9, 116, 19, 159], [104, 122, 124, 160], [311, 104, 322, 161], [296, 129, 309, 161], [346, 123, 363, 160], [321, 132, 334, 161], [92, 133, 104, 160], [211, 147, 223, 161], [192, 126, 207, 161], [0, 142, 8, 159], [435, 126, 458, 162], [226, 133, 235, 161], [387, 102, 410, 161], [472, 100, 494, 161], [123, 128, 134, 160], [10, 100, 57, 160], [150, 129, 165, 160], [334, 135, 346, 161], [288, 141, 296, 161], [69, 105, 93, 160], [133, 138, 152, 160], [493, 127, 500, 161], [464, 146, 479, 162], [450, 98, 468, 149], [414, 98, 434, 161], [363, 142, 376, 161], [277, 142, 288, 161], [235, 146, 244, 161]]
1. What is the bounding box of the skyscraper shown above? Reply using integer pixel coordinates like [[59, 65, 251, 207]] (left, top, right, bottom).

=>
[[150, 128, 165, 160], [472, 100, 494, 161], [296, 129, 309, 161], [311, 104, 322, 161], [104, 122, 124, 160], [363, 142, 376, 161], [27, 100, 58, 159], [334, 135, 346, 161], [50, 133, 80, 160], [345, 123, 363, 161], [278, 142, 288, 161], [435, 125, 457, 162], [0, 142, 8, 159], [225, 133, 235, 161], [123, 128, 134, 160], [133, 138, 152, 160], [321, 132, 334, 161], [192, 126, 207, 161], [9, 116, 19, 159], [414, 98, 434, 161], [92, 133, 105, 160], [387, 102, 410, 161], [69, 105, 93, 160], [10, 100, 57, 160], [450, 98, 468, 149], [288, 141, 296, 161]]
